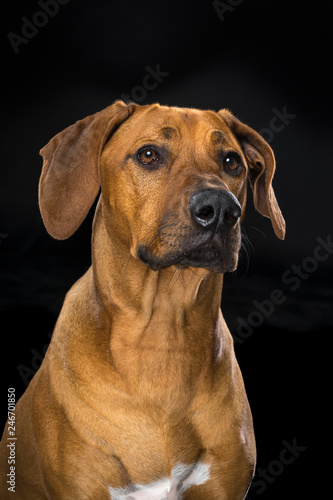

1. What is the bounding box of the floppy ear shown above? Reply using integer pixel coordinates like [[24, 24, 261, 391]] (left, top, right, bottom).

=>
[[39, 100, 136, 240], [219, 109, 286, 240]]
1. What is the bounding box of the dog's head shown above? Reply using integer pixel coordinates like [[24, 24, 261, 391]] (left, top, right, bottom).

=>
[[40, 101, 285, 273]]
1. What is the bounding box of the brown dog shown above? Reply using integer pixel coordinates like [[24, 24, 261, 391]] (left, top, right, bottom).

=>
[[0, 101, 285, 499]]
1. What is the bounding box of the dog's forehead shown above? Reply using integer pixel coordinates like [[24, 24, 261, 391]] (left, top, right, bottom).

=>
[[127, 104, 233, 142]]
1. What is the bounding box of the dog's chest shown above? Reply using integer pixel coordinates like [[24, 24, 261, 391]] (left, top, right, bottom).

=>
[[108, 462, 210, 499]]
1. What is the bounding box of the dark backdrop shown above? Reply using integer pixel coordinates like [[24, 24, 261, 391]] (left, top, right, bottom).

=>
[[1, 0, 332, 497]]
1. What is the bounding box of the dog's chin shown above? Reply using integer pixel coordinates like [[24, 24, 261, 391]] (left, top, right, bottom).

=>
[[176, 243, 238, 273], [136, 242, 239, 274]]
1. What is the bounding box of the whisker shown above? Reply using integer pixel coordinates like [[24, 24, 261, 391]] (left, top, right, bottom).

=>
[[186, 267, 199, 277], [248, 225, 267, 240], [122, 255, 134, 290], [167, 268, 179, 288], [238, 225, 254, 277], [241, 226, 255, 254], [170, 268, 184, 289]]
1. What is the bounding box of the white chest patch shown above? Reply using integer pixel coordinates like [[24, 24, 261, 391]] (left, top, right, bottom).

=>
[[109, 462, 210, 500]]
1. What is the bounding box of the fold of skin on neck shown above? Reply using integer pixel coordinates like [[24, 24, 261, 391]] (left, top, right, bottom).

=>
[[91, 200, 226, 411]]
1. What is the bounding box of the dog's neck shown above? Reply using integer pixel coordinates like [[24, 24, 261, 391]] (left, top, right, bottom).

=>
[[91, 203, 225, 407]]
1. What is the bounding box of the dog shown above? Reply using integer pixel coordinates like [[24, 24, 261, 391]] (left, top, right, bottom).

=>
[[0, 101, 285, 499]]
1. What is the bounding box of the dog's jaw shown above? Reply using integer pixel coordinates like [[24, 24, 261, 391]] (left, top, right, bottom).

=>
[[136, 224, 241, 274]]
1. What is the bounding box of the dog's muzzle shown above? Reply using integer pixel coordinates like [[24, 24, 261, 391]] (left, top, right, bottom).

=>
[[175, 188, 241, 271], [137, 189, 242, 273]]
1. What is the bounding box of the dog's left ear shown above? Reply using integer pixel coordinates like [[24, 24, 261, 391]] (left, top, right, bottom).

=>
[[219, 109, 286, 240]]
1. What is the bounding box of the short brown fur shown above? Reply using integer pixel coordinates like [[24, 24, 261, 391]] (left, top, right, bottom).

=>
[[0, 101, 285, 499]]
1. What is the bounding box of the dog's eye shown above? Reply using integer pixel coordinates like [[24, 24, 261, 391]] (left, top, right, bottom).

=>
[[137, 147, 160, 165], [223, 153, 243, 174]]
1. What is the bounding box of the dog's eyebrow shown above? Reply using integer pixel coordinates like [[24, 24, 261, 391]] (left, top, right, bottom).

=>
[[211, 130, 228, 145], [159, 126, 178, 140]]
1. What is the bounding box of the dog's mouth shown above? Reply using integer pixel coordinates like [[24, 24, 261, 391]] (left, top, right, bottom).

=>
[[176, 242, 223, 269], [137, 233, 240, 273]]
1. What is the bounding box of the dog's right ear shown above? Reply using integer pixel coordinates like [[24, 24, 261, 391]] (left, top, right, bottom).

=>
[[39, 101, 136, 240], [219, 109, 286, 240]]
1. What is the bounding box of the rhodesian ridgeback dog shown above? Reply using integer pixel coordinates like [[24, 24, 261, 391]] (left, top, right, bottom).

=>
[[0, 101, 285, 499]]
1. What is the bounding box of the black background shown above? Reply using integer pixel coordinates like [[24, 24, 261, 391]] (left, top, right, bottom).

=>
[[1, 0, 332, 497]]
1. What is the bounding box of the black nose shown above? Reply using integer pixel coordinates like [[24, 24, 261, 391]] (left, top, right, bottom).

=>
[[189, 189, 241, 231]]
